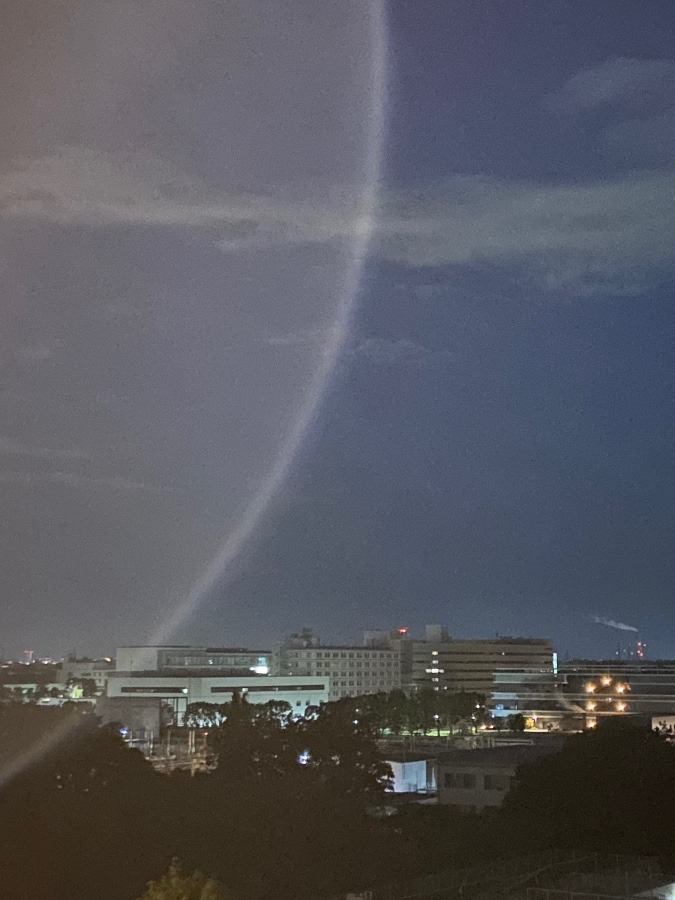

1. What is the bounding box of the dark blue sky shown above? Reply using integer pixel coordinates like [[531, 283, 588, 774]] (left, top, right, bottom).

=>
[[198, 1, 675, 658], [1, 0, 672, 658]]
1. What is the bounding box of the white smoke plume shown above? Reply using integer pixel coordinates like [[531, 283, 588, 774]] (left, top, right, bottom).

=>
[[593, 616, 638, 633]]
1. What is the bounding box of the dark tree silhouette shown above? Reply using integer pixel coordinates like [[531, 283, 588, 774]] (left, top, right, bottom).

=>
[[503, 720, 675, 860]]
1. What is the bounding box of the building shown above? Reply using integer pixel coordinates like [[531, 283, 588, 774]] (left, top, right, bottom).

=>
[[384, 754, 437, 794], [115, 645, 270, 675], [362, 626, 554, 697], [409, 627, 555, 695], [274, 629, 401, 701], [491, 660, 675, 730], [562, 660, 675, 722], [105, 671, 328, 725], [437, 739, 562, 811], [491, 669, 569, 728], [100, 643, 328, 732], [58, 657, 112, 693]]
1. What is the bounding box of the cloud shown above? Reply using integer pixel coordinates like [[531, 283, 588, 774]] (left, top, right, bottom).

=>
[[546, 57, 675, 114], [0, 470, 171, 495], [258, 326, 340, 349], [374, 169, 675, 296], [0, 145, 370, 247], [0, 438, 89, 461], [2, 145, 673, 299], [349, 337, 455, 367]]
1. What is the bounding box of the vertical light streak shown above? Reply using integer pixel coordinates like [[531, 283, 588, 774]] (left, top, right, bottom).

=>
[[152, 0, 389, 644]]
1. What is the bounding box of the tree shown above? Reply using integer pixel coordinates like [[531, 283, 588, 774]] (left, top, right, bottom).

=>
[[506, 713, 526, 732], [384, 690, 408, 735], [185, 702, 230, 728], [66, 676, 98, 698], [250, 699, 293, 729], [295, 699, 393, 797], [0, 709, 162, 900], [209, 692, 298, 782], [353, 692, 389, 736], [503, 720, 675, 858], [140, 859, 231, 900]]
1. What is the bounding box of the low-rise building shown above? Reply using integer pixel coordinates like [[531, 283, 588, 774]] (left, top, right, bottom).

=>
[[491, 660, 675, 730], [58, 657, 112, 694], [437, 740, 562, 811], [115, 645, 270, 674], [104, 671, 329, 726], [384, 754, 437, 794]]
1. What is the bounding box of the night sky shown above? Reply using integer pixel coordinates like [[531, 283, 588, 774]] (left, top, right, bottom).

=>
[[1, 1, 673, 660]]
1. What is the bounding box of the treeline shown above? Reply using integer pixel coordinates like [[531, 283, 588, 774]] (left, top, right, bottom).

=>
[[0, 698, 398, 899], [186, 687, 490, 735], [3, 703, 675, 899]]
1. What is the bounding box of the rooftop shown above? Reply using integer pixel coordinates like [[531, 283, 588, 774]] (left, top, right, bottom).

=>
[[438, 738, 564, 769], [117, 646, 267, 653]]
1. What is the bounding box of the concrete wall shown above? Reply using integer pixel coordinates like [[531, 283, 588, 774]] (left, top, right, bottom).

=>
[[115, 647, 161, 671], [438, 763, 515, 810]]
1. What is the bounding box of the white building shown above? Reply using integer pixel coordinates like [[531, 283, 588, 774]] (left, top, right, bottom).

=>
[[385, 756, 436, 794], [106, 672, 329, 724], [115, 645, 270, 674]]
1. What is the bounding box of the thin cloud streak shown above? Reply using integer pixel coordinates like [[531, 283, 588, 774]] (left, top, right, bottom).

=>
[[0, 145, 372, 244], [349, 337, 455, 367], [546, 57, 675, 113], [375, 169, 675, 295], [0, 437, 89, 461], [1, 146, 672, 298], [0, 470, 172, 495]]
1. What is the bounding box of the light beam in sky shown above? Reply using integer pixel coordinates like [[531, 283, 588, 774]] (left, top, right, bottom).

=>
[[151, 0, 389, 644]]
